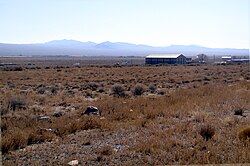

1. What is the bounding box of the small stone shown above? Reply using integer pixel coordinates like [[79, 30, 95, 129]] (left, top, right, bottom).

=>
[[68, 159, 79, 165], [37, 116, 51, 122]]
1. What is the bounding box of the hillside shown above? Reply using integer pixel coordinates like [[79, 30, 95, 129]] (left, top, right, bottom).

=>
[[0, 40, 248, 56]]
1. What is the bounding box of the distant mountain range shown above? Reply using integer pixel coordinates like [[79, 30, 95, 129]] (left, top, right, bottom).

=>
[[0, 39, 248, 56]]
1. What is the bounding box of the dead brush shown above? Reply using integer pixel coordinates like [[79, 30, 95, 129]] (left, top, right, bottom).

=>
[[199, 124, 215, 141], [53, 116, 105, 136], [111, 84, 126, 97], [98, 146, 114, 156], [134, 137, 163, 155], [96, 146, 114, 162], [0, 108, 9, 116], [148, 84, 157, 93], [133, 84, 146, 96], [1, 116, 55, 154], [144, 110, 162, 119], [0, 120, 8, 132], [52, 117, 80, 136], [27, 129, 54, 145], [80, 117, 103, 130], [7, 95, 27, 111], [136, 118, 148, 128]]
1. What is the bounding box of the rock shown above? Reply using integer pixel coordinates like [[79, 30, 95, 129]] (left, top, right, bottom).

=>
[[68, 160, 79, 165], [37, 116, 51, 122], [82, 106, 101, 116], [39, 128, 59, 134], [55, 106, 65, 112], [53, 111, 63, 117], [66, 106, 76, 112]]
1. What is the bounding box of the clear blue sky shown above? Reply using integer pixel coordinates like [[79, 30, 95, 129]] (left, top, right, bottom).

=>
[[0, 0, 249, 49]]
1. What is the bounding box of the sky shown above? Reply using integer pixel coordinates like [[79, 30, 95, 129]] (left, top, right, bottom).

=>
[[0, 0, 249, 49]]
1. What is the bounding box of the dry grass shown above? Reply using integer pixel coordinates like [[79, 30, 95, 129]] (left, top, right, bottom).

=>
[[238, 127, 250, 141], [1, 61, 250, 165]]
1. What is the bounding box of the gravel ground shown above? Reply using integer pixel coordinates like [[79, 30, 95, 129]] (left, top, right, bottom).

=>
[[3, 127, 145, 165]]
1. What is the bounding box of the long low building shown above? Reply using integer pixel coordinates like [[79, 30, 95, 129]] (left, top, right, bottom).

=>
[[145, 54, 187, 65]]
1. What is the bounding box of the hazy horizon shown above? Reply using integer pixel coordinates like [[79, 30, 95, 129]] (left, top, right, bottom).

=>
[[0, 39, 249, 50], [0, 0, 249, 49]]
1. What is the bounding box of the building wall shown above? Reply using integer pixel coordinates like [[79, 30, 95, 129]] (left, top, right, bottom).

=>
[[145, 55, 186, 65], [176, 55, 186, 64], [145, 58, 177, 64]]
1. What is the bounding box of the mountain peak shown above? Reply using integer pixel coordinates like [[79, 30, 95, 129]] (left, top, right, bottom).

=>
[[95, 41, 116, 49]]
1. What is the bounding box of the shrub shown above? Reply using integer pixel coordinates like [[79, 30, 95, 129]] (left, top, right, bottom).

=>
[[13, 67, 23, 71], [238, 127, 250, 141], [7, 96, 27, 111], [111, 84, 126, 97], [80, 82, 99, 91], [37, 87, 46, 94], [0, 121, 7, 132], [199, 124, 215, 141], [0, 108, 9, 116], [133, 84, 145, 96], [50, 86, 58, 95], [148, 84, 157, 93]]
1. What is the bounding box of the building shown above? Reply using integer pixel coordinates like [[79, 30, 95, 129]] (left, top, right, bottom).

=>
[[145, 54, 186, 65], [221, 56, 231, 62], [221, 56, 249, 64], [231, 59, 250, 63]]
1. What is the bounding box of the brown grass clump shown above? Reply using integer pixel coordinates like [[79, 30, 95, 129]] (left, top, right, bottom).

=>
[[80, 117, 103, 130], [0, 116, 55, 154], [1, 129, 27, 154], [52, 116, 105, 137], [238, 127, 250, 141]]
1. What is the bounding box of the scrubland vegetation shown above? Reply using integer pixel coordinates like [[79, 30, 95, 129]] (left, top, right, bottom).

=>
[[0, 60, 250, 165]]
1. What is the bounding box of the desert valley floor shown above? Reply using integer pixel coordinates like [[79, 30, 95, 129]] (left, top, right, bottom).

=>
[[1, 58, 250, 165]]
